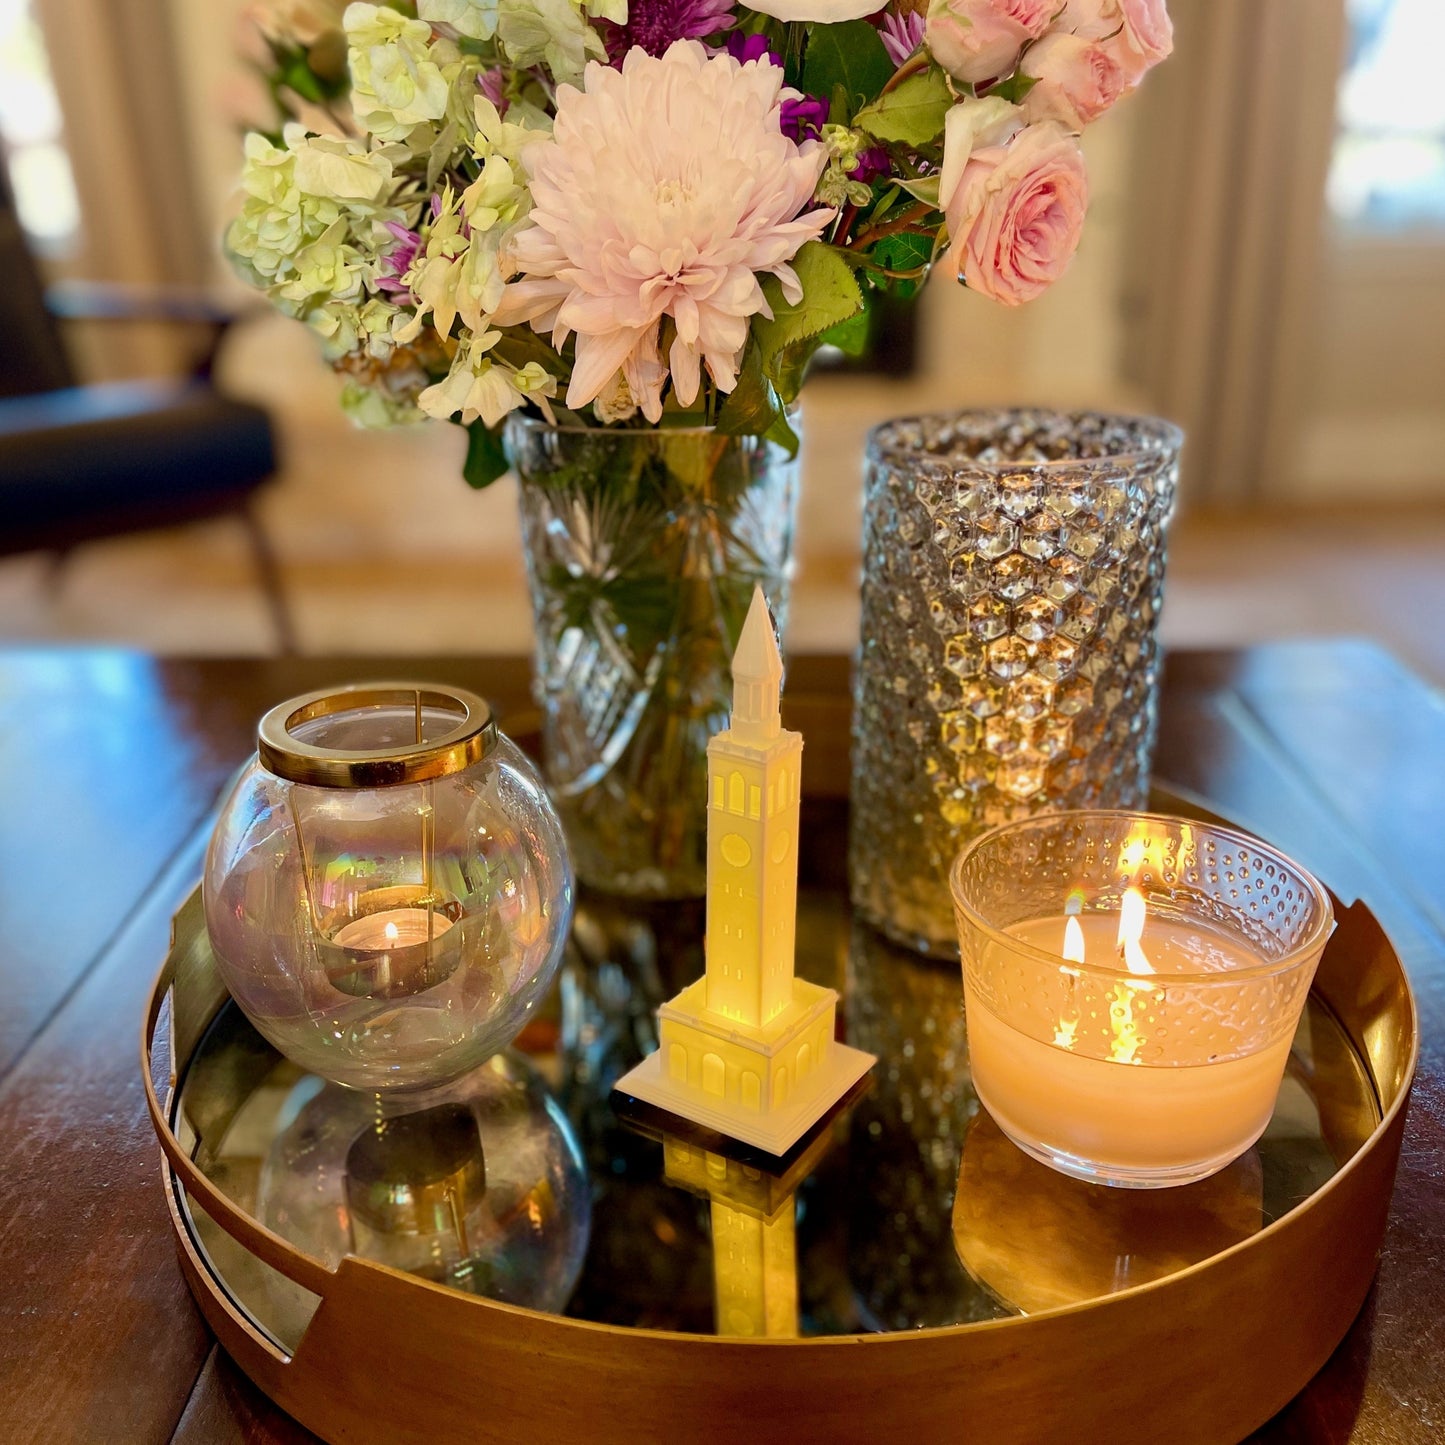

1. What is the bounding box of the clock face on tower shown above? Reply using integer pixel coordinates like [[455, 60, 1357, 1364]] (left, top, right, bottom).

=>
[[722, 833, 751, 868], [770, 829, 792, 865]]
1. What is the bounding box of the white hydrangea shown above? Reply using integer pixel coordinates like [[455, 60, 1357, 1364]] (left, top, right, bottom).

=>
[[495, 0, 605, 87], [341, 377, 429, 427], [226, 125, 399, 289], [418, 0, 500, 41], [304, 294, 401, 360], [345, 3, 457, 141]]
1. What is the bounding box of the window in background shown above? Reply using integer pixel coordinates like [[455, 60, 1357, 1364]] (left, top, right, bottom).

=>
[[0, 0, 81, 252], [1328, 0, 1445, 231]]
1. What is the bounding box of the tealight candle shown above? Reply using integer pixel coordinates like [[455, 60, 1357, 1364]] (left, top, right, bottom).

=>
[[951, 811, 1334, 1188], [332, 908, 455, 951], [325, 897, 459, 999]]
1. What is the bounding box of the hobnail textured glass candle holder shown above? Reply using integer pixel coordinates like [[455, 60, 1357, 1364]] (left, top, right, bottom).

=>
[[950, 811, 1334, 1188], [850, 409, 1182, 956], [204, 683, 573, 1092]]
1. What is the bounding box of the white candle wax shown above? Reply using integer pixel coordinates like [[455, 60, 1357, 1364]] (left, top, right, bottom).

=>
[[966, 912, 1292, 1183], [331, 907, 454, 951]]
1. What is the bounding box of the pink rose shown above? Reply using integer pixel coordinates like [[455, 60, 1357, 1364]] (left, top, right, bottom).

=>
[[1054, 0, 1118, 39], [1020, 33, 1126, 129], [1056, 0, 1173, 83], [1116, 0, 1173, 68], [926, 0, 1054, 86], [942, 116, 1089, 306]]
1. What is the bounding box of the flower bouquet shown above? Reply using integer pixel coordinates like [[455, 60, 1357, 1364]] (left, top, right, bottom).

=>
[[231, 0, 1171, 896]]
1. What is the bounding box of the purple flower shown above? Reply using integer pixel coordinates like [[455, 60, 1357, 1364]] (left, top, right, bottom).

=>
[[603, 0, 738, 62], [476, 66, 509, 116], [781, 92, 829, 142], [726, 32, 778, 67], [850, 146, 891, 185], [879, 10, 926, 67], [376, 221, 421, 297]]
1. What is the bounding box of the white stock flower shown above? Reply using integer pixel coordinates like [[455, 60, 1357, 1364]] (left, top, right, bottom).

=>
[[393, 100, 545, 344], [418, 332, 557, 425]]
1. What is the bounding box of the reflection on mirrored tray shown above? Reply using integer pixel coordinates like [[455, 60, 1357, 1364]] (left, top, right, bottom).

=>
[[176, 870, 1380, 1351]]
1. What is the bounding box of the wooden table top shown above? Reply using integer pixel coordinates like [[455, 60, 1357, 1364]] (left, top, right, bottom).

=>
[[0, 643, 1441, 1444]]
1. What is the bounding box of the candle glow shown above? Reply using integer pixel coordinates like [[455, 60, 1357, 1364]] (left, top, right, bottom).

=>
[[954, 812, 1335, 1187]]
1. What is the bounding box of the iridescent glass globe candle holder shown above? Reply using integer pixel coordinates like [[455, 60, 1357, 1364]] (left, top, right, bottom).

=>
[[256, 1057, 591, 1313], [203, 683, 573, 1092], [950, 811, 1334, 1188]]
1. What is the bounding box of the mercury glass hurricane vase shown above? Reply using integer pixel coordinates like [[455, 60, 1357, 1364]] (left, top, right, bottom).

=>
[[505, 417, 798, 900], [849, 410, 1183, 955]]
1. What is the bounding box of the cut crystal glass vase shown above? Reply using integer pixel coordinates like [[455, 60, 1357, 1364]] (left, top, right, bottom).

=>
[[505, 417, 798, 900]]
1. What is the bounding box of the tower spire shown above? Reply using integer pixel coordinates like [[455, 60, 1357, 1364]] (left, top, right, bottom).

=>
[[731, 586, 782, 743]]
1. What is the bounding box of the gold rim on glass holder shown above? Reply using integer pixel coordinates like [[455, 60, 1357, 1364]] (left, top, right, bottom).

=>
[[257, 682, 497, 788]]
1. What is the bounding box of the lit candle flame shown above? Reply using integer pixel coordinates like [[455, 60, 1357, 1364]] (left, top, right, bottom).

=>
[[383, 920, 399, 943], [1062, 915, 1086, 965], [1110, 886, 1153, 1064], [1054, 914, 1086, 1048], [1117, 886, 1154, 977]]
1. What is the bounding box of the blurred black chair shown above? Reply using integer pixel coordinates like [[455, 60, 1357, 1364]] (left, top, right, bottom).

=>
[[0, 162, 295, 652]]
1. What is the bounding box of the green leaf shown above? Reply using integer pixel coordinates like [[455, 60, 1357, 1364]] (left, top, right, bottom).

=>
[[867, 184, 901, 223], [801, 22, 895, 115], [855, 68, 953, 147], [426, 121, 460, 194], [873, 232, 934, 272], [768, 339, 817, 404], [463, 419, 510, 489], [986, 70, 1040, 105], [278, 53, 326, 105], [753, 242, 864, 382], [819, 305, 871, 358], [494, 329, 568, 382], [897, 174, 942, 208], [715, 346, 782, 439], [870, 232, 934, 298], [764, 407, 800, 457]]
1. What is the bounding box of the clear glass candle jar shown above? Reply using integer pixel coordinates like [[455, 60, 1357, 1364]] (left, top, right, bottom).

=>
[[950, 810, 1334, 1188], [204, 683, 573, 1092]]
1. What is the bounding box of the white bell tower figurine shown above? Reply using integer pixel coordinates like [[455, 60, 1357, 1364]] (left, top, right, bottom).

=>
[[614, 587, 875, 1154]]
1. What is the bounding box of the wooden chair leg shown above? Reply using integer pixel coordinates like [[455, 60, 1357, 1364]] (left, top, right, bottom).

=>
[[238, 500, 297, 656], [43, 547, 70, 601]]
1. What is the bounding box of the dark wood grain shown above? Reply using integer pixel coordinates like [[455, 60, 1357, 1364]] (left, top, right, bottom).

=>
[[0, 823, 214, 1445], [1157, 647, 1445, 1444], [0, 644, 1439, 1445], [171, 1350, 318, 1445]]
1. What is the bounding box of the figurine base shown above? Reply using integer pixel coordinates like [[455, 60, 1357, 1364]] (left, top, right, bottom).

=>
[[613, 1041, 876, 1157]]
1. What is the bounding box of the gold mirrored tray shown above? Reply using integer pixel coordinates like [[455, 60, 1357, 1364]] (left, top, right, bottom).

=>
[[142, 786, 1417, 1444]]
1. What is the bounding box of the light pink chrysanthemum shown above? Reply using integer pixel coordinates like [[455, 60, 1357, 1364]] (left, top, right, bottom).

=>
[[494, 40, 833, 422]]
